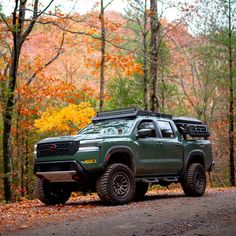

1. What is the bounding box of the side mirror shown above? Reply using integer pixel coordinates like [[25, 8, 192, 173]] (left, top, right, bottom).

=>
[[137, 128, 153, 138]]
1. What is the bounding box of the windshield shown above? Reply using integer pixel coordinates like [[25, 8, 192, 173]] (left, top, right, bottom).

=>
[[79, 119, 135, 136]]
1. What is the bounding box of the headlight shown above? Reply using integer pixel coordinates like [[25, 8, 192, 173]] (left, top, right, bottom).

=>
[[34, 144, 37, 157], [79, 139, 103, 150]]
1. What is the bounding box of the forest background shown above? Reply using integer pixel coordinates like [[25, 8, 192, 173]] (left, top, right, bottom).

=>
[[0, 0, 235, 203]]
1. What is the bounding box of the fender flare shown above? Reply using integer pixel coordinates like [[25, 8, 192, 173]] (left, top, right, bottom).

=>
[[104, 146, 135, 172], [185, 149, 206, 169]]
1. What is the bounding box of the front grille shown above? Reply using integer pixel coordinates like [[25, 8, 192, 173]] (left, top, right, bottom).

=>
[[37, 141, 79, 157]]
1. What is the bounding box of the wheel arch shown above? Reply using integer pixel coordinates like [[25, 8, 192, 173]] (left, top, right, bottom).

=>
[[186, 150, 206, 169], [104, 146, 135, 173]]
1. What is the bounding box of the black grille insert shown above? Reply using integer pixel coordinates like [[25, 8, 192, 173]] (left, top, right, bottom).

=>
[[37, 141, 79, 157]]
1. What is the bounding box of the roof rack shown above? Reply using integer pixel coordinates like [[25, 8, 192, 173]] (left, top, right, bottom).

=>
[[172, 116, 202, 125], [173, 116, 210, 138], [92, 108, 172, 122], [92, 108, 210, 138]]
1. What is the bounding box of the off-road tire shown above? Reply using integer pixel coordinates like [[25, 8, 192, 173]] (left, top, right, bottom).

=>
[[34, 178, 71, 205], [134, 182, 149, 200], [181, 163, 206, 197], [96, 163, 135, 205]]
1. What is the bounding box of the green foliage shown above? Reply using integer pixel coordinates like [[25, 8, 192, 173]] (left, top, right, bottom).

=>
[[106, 75, 144, 110], [0, 4, 3, 15], [159, 82, 179, 111]]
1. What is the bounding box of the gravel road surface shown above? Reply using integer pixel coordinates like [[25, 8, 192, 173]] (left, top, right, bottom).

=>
[[3, 188, 236, 236]]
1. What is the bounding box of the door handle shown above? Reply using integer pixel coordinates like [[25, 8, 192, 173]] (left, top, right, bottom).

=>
[[157, 141, 163, 146]]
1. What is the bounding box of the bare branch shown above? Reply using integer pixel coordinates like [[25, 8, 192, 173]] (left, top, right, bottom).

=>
[[21, 0, 39, 42], [104, 0, 115, 10], [37, 0, 54, 17], [21, 0, 54, 42], [0, 12, 12, 32], [128, 2, 145, 14]]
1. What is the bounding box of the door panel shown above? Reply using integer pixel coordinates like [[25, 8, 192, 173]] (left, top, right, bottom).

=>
[[135, 119, 161, 175], [156, 121, 184, 174], [136, 137, 165, 175], [135, 119, 184, 176], [156, 138, 183, 174]]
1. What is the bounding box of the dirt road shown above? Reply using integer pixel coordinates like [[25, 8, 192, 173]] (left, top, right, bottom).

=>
[[2, 188, 236, 236]]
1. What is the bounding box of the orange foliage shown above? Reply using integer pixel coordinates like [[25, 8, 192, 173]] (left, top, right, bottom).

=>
[[18, 11, 143, 99], [1, 11, 143, 136]]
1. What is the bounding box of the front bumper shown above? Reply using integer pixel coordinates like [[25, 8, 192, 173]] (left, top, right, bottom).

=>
[[35, 160, 88, 183]]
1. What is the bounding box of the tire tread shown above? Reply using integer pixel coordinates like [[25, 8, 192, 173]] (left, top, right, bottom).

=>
[[181, 163, 206, 197], [96, 163, 135, 205], [34, 178, 71, 205]]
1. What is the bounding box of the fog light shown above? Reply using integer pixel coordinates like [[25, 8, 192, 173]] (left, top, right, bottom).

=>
[[82, 159, 96, 164]]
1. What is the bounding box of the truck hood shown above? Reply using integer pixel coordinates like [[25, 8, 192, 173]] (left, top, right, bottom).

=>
[[37, 133, 127, 144], [37, 136, 78, 144]]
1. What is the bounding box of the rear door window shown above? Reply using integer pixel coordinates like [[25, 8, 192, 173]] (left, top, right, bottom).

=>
[[157, 121, 175, 138]]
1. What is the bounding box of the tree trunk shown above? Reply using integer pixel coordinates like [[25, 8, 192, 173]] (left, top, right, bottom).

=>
[[2, 0, 41, 202], [16, 104, 23, 198], [143, 0, 148, 110], [160, 69, 165, 112], [25, 134, 30, 195], [150, 0, 159, 112], [99, 0, 106, 111], [3, 18, 21, 201], [228, 0, 235, 186]]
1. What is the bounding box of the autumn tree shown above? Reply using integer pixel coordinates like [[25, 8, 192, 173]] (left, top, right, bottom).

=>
[[125, 0, 159, 111], [0, 0, 64, 202], [124, 0, 194, 112], [149, 1, 191, 112], [223, 0, 236, 187], [125, 0, 150, 109], [185, 0, 236, 186], [169, 35, 223, 123]]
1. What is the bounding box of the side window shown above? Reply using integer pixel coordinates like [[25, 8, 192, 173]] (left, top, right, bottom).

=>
[[137, 121, 156, 137], [157, 121, 175, 138]]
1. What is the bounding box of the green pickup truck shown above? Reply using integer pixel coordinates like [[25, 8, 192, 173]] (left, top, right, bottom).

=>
[[34, 108, 213, 205]]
